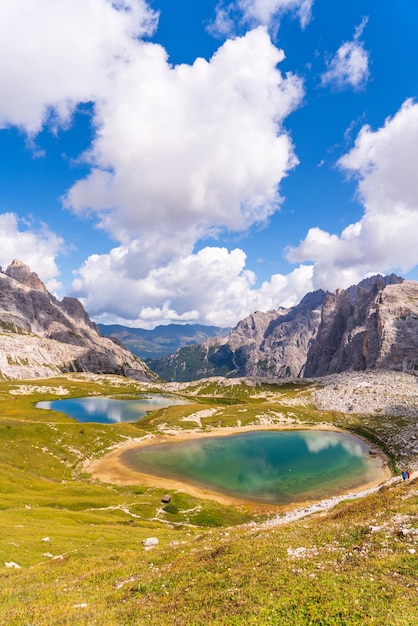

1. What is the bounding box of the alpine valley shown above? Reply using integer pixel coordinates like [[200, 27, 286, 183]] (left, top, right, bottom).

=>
[[1, 261, 418, 625]]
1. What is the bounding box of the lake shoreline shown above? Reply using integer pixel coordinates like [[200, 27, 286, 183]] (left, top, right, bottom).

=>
[[84, 423, 392, 514]]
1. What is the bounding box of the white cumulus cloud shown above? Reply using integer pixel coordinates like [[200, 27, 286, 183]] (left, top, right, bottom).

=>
[[321, 17, 370, 91], [0, 213, 63, 291], [72, 245, 314, 328], [239, 0, 313, 28], [0, 0, 157, 133], [210, 0, 313, 35], [287, 99, 418, 290], [0, 2, 308, 326], [65, 27, 303, 244]]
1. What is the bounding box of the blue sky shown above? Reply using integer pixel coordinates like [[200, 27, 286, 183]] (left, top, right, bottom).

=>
[[1, 0, 418, 328]]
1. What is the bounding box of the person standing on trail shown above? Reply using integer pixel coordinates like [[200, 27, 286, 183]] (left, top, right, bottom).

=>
[[401, 470, 407, 480]]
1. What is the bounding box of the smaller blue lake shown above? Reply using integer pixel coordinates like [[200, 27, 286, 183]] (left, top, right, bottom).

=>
[[36, 395, 190, 424]]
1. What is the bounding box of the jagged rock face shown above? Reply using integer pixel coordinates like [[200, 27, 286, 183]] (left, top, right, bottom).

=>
[[304, 289, 355, 377], [5, 259, 49, 294], [60, 297, 99, 331], [376, 282, 418, 371], [304, 278, 418, 376], [149, 290, 326, 381], [0, 261, 158, 381], [228, 290, 327, 378], [346, 273, 404, 303], [150, 274, 418, 382]]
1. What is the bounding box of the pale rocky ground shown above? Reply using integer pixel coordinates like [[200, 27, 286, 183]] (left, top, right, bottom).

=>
[[310, 370, 418, 417], [164, 370, 418, 418], [308, 371, 418, 471]]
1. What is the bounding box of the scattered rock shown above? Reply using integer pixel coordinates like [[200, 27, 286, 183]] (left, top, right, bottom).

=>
[[312, 370, 418, 417], [287, 546, 319, 559], [369, 525, 384, 533]]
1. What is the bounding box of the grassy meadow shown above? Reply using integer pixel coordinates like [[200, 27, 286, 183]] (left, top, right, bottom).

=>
[[0, 374, 417, 625]]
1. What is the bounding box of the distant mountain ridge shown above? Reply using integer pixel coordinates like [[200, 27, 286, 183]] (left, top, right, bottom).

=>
[[2, 262, 416, 385], [98, 323, 230, 359], [0, 260, 157, 381], [147, 289, 327, 381], [149, 274, 418, 382]]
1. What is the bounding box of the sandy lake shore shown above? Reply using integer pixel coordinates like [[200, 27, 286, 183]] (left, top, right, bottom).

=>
[[84, 423, 392, 512]]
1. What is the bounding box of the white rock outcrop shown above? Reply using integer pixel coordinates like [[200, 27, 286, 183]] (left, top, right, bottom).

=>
[[0, 260, 158, 382]]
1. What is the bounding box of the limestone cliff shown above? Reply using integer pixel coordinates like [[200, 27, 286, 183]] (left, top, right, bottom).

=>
[[149, 290, 326, 381], [149, 274, 418, 382], [305, 277, 418, 376], [227, 290, 327, 378], [0, 260, 158, 381]]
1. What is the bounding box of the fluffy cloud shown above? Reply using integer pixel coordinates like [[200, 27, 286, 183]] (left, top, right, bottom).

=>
[[239, 0, 313, 28], [321, 18, 369, 90], [287, 99, 418, 290], [65, 27, 303, 244], [63, 21, 308, 328], [210, 0, 313, 35], [0, 213, 63, 291], [0, 0, 157, 133], [0, 3, 308, 326], [72, 245, 313, 328]]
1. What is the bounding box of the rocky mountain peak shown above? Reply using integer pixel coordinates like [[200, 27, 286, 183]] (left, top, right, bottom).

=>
[[297, 289, 327, 309], [148, 277, 418, 382], [0, 261, 158, 382], [150, 289, 327, 381], [346, 273, 403, 304], [4, 259, 48, 295]]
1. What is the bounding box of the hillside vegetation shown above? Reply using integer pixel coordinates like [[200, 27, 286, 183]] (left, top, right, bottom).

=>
[[0, 373, 417, 625]]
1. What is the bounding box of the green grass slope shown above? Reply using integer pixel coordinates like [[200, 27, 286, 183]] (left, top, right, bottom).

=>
[[0, 375, 416, 625]]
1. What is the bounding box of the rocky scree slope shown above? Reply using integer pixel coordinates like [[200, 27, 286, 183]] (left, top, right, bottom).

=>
[[0, 260, 158, 381], [150, 274, 418, 381]]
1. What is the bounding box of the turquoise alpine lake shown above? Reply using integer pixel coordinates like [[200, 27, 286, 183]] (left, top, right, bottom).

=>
[[121, 430, 386, 505], [36, 395, 191, 424]]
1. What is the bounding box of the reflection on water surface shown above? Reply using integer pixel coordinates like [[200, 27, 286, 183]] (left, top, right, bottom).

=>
[[36, 395, 190, 424], [122, 430, 385, 505]]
